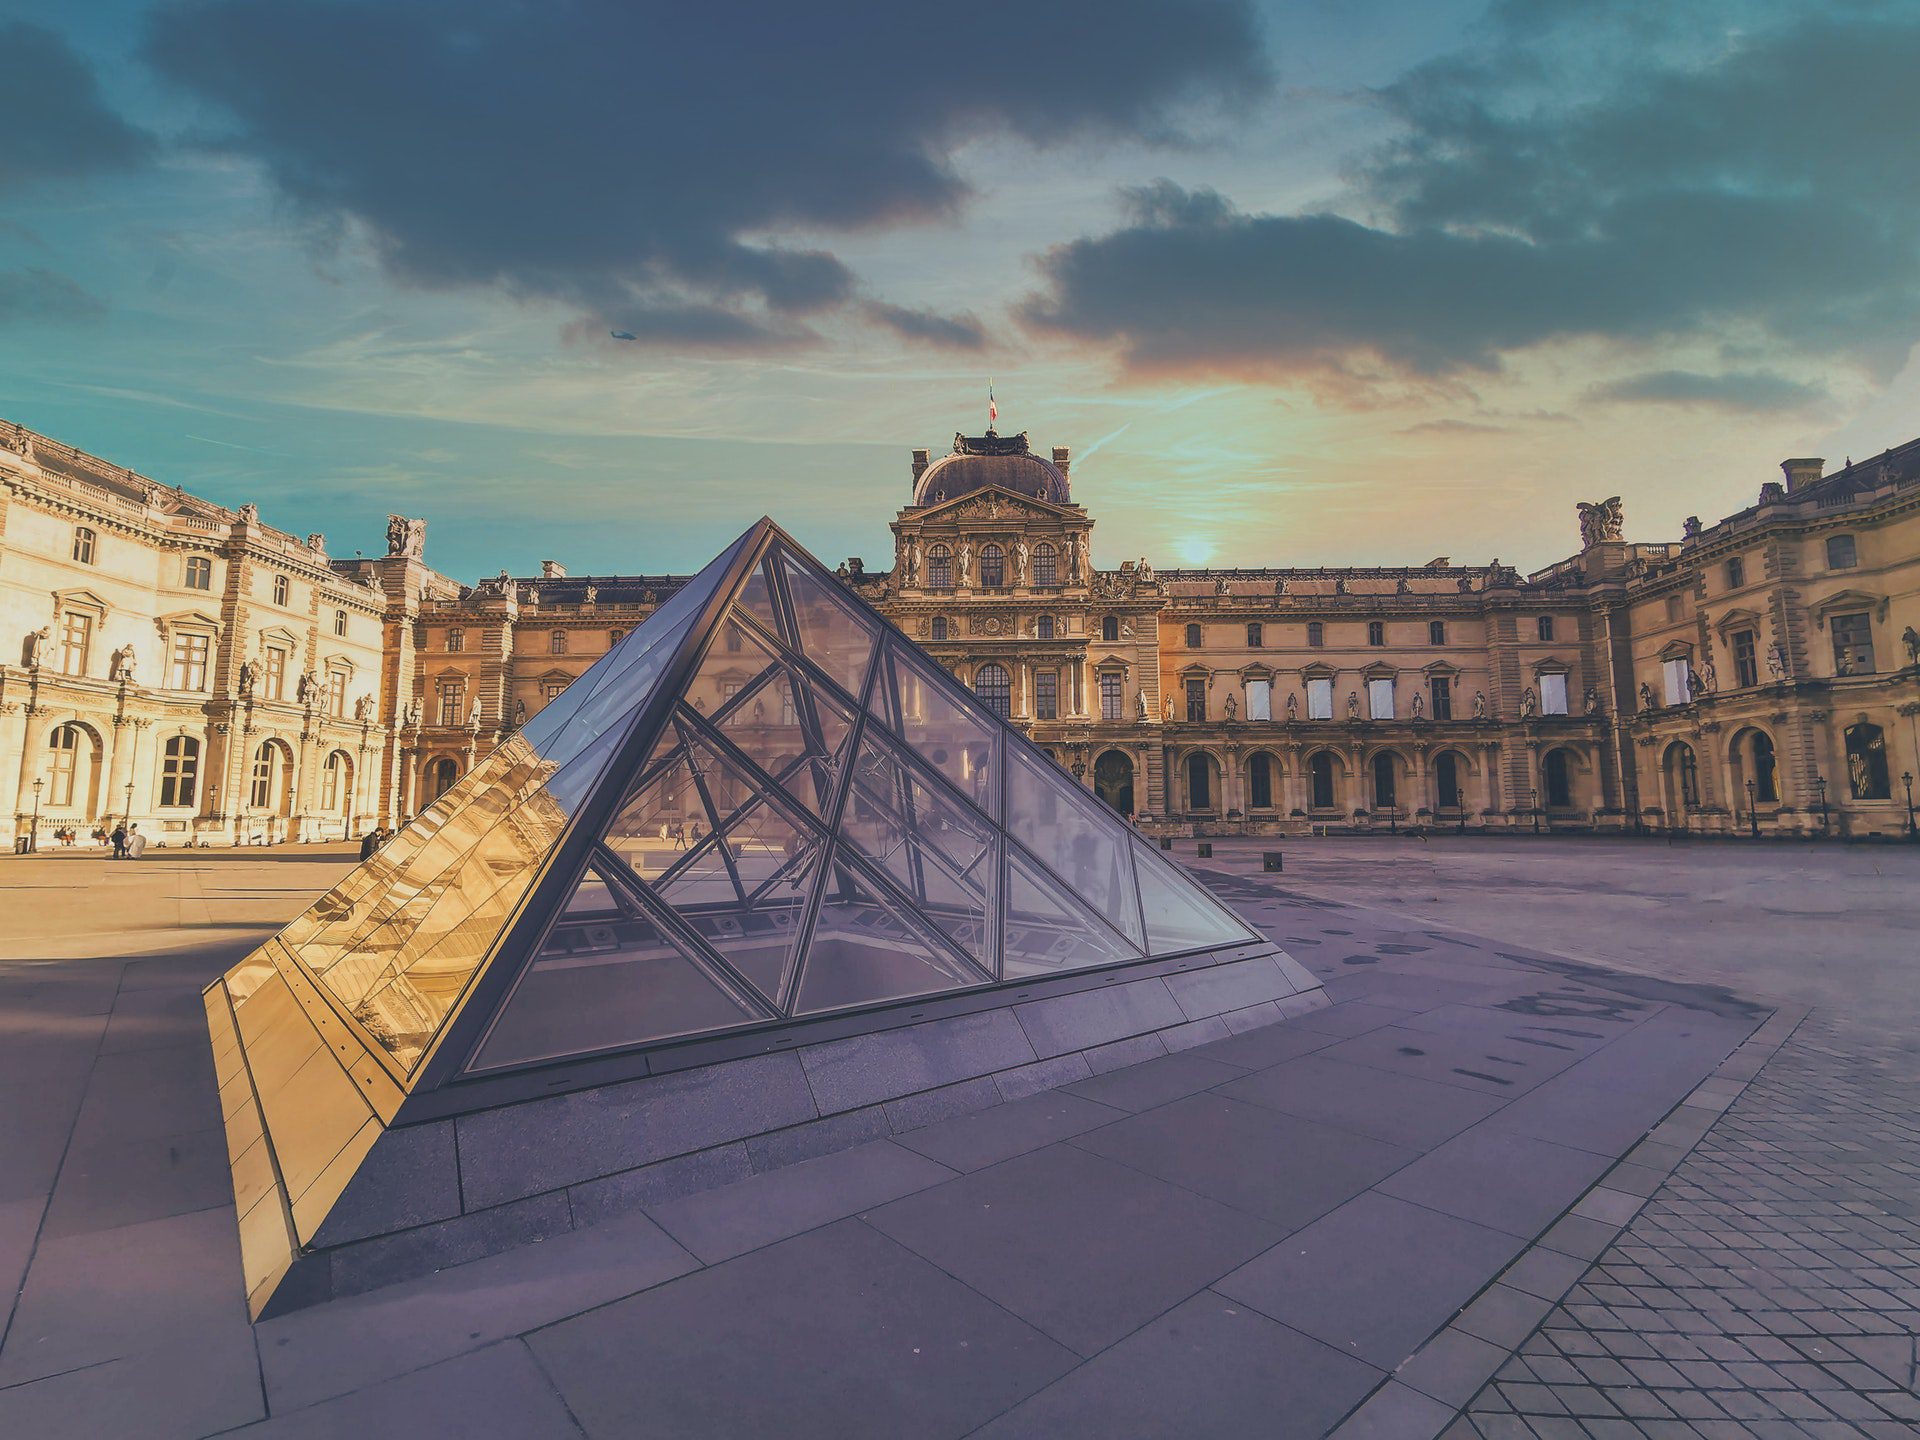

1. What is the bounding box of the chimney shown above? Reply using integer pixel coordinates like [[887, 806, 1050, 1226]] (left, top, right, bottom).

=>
[[540, 560, 567, 579], [1780, 457, 1823, 492], [1052, 446, 1071, 480], [911, 448, 930, 485]]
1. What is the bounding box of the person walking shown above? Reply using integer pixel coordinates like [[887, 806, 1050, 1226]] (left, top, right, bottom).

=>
[[111, 822, 128, 860], [126, 823, 146, 859]]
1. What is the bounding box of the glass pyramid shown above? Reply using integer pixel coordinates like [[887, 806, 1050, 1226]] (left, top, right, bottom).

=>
[[216, 519, 1262, 1094]]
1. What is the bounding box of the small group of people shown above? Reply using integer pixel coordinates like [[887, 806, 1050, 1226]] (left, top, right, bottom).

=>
[[108, 822, 147, 859], [359, 826, 397, 859]]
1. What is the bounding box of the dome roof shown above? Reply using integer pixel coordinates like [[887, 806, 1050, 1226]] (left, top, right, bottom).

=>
[[913, 431, 1070, 507]]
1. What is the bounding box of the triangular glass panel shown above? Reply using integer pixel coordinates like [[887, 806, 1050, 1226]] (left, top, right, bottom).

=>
[[601, 741, 711, 883], [469, 863, 763, 1071], [874, 641, 998, 820], [1133, 844, 1261, 956], [779, 549, 878, 704], [734, 559, 782, 644], [683, 615, 780, 722], [1002, 849, 1140, 980], [716, 665, 856, 817], [1003, 744, 1144, 948], [791, 846, 987, 1015]]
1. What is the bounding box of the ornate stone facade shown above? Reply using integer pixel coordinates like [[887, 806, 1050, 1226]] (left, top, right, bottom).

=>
[[5, 417, 1917, 845]]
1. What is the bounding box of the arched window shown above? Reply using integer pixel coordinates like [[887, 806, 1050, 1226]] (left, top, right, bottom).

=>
[[930, 616, 949, 641], [1186, 752, 1213, 811], [249, 742, 275, 808], [1667, 742, 1700, 809], [973, 663, 1011, 719], [272, 575, 289, 605], [1033, 543, 1057, 587], [1368, 621, 1385, 647], [46, 725, 83, 807], [1185, 624, 1202, 648], [428, 757, 460, 802], [72, 526, 96, 564], [1249, 752, 1274, 809], [184, 556, 212, 590], [980, 544, 1005, 587], [1436, 752, 1462, 810], [334, 610, 348, 637], [1845, 723, 1890, 800], [1544, 749, 1573, 808], [1037, 614, 1055, 640], [1310, 752, 1335, 809], [927, 545, 952, 590], [1372, 752, 1397, 808], [321, 751, 351, 813], [1094, 750, 1134, 814], [550, 630, 568, 654], [1748, 731, 1778, 803], [1102, 616, 1119, 642], [1307, 621, 1324, 647], [159, 736, 200, 808]]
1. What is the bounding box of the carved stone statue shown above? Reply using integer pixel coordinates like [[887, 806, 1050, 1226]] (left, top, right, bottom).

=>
[[1396, 578, 1412, 595], [1285, 691, 1298, 721], [1164, 693, 1175, 723], [402, 700, 422, 729], [1639, 681, 1655, 711], [306, 533, 326, 554], [1062, 534, 1078, 583], [386, 514, 427, 558], [354, 694, 374, 722], [109, 644, 137, 682], [1136, 691, 1149, 721], [907, 538, 922, 586], [1412, 690, 1424, 719], [957, 543, 974, 587], [1765, 642, 1787, 680], [21, 626, 50, 668], [1224, 694, 1238, 722], [515, 699, 528, 724], [1334, 577, 1349, 595], [1013, 541, 1030, 585], [1274, 577, 1287, 596], [1457, 575, 1473, 593], [1697, 659, 1717, 693], [583, 583, 598, 604], [1521, 687, 1537, 718], [1576, 496, 1625, 548], [466, 700, 483, 731], [296, 671, 318, 704], [237, 659, 257, 696], [1472, 690, 1488, 719], [1682, 515, 1703, 540], [1903, 625, 1919, 667], [1120, 622, 1133, 639], [237, 502, 259, 526], [1214, 577, 1229, 598], [1584, 686, 1601, 715], [2, 426, 35, 460], [1135, 556, 1153, 584], [1346, 690, 1360, 721]]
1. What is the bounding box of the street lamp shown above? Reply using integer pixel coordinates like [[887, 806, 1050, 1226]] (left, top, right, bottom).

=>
[[123, 781, 134, 826], [1813, 775, 1828, 836], [29, 778, 43, 853], [1903, 771, 1916, 840], [1530, 785, 1540, 835], [1745, 778, 1758, 838]]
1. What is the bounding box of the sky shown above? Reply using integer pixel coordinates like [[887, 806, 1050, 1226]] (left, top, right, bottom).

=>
[[2, 0, 1916, 580]]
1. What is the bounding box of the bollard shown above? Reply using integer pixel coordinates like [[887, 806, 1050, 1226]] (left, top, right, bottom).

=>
[[1196, 842, 1213, 858], [1263, 851, 1283, 872]]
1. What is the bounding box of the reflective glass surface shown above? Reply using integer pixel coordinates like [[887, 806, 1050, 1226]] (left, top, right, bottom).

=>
[[734, 559, 782, 643], [1002, 850, 1139, 979], [791, 850, 984, 1015], [875, 641, 998, 819], [779, 550, 877, 703], [1003, 744, 1143, 947], [716, 663, 855, 817], [1133, 844, 1260, 955]]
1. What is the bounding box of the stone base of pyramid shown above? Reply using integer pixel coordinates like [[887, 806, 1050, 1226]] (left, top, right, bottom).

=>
[[209, 939, 1323, 1316]]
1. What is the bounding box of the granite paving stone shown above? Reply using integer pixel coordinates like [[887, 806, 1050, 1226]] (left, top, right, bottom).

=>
[[1218, 1051, 1507, 1150], [890, 1090, 1124, 1172], [1378, 1128, 1615, 1239]]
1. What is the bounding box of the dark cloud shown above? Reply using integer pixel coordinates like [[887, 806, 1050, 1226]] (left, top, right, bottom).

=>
[[864, 302, 986, 349], [0, 268, 108, 326], [1, 23, 154, 193], [145, 0, 1267, 341], [1586, 369, 1827, 413], [1023, 9, 1920, 388]]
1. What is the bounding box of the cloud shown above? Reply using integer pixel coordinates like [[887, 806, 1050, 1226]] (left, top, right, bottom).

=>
[[1399, 418, 1508, 435], [0, 23, 154, 193], [145, 0, 1268, 342], [863, 302, 986, 349], [1022, 8, 1920, 388], [1586, 369, 1827, 413], [0, 268, 108, 326]]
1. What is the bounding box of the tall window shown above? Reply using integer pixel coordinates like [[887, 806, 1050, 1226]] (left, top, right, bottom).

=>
[[1310, 751, 1335, 808], [429, 757, 459, 801], [72, 526, 96, 564], [439, 682, 466, 728], [1033, 544, 1057, 587], [1429, 620, 1446, 645], [1034, 670, 1058, 720], [249, 742, 278, 808], [1540, 673, 1569, 715], [1826, 535, 1857, 570], [1246, 677, 1271, 721], [327, 668, 350, 717], [1367, 621, 1385, 646], [550, 629, 568, 654], [1249, 753, 1273, 808], [263, 645, 288, 701], [608, 629, 624, 646], [1665, 595, 1682, 623], [1186, 752, 1212, 810], [1101, 615, 1119, 642], [1306, 621, 1324, 647], [1436, 751, 1461, 809], [1367, 676, 1394, 719], [1536, 615, 1555, 641], [1100, 672, 1122, 721], [1306, 676, 1334, 720], [446, 628, 465, 652], [58, 611, 92, 676], [1726, 557, 1745, 589], [1185, 623, 1202, 648], [1372, 753, 1396, 808], [1185, 677, 1206, 722], [1430, 675, 1453, 720], [1543, 750, 1571, 808], [46, 725, 82, 807], [973, 663, 1011, 719], [185, 556, 212, 590], [1672, 743, 1700, 808], [979, 545, 1005, 587], [1729, 630, 1758, 688], [1662, 656, 1692, 706], [170, 631, 210, 690], [1037, 614, 1055, 640], [321, 752, 348, 812], [272, 575, 289, 605], [1845, 723, 1890, 799], [927, 546, 952, 590], [1246, 622, 1263, 648], [333, 610, 348, 637], [1830, 613, 1875, 674], [159, 736, 200, 808], [930, 616, 949, 641], [1748, 731, 1778, 803]]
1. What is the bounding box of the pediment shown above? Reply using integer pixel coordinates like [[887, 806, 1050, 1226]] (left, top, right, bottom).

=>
[[1710, 606, 1763, 636], [909, 485, 1075, 527], [1658, 639, 1694, 661], [1808, 588, 1887, 627], [258, 625, 300, 650], [155, 608, 223, 634], [1531, 655, 1571, 675], [52, 587, 112, 615]]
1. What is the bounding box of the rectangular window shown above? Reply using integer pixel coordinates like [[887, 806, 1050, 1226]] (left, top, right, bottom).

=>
[[170, 632, 210, 690], [1246, 678, 1271, 721], [1185, 677, 1206, 722], [58, 612, 92, 676], [543, 681, 567, 700], [1665, 595, 1682, 623], [446, 629, 465, 652], [159, 738, 199, 808], [439, 684, 465, 727], [1662, 656, 1692, 706], [1430, 676, 1452, 720], [1367, 677, 1394, 720], [1732, 630, 1758, 688], [328, 670, 349, 717], [1306, 622, 1324, 647], [1726, 557, 1745, 589], [1246, 622, 1263, 647], [333, 610, 348, 637], [264, 645, 288, 701], [1100, 673, 1122, 721], [1537, 615, 1555, 641], [1035, 670, 1058, 720], [1830, 613, 1875, 674], [1307, 677, 1333, 720], [1429, 620, 1446, 645], [1826, 535, 1857, 570], [1540, 672, 1569, 715]]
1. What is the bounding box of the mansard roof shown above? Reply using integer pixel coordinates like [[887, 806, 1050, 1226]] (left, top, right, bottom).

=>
[[913, 430, 1071, 507]]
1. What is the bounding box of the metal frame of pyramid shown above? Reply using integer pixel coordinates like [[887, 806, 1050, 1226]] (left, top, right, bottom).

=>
[[206, 519, 1311, 1315]]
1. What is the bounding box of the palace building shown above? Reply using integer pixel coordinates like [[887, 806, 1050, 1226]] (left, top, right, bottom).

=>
[[4, 416, 1917, 847]]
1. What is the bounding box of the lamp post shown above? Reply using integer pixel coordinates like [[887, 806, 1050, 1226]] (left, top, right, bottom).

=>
[[1903, 771, 1916, 840], [29, 778, 43, 853], [1530, 785, 1540, 835], [1745, 778, 1758, 838], [123, 781, 134, 827], [1813, 775, 1828, 836]]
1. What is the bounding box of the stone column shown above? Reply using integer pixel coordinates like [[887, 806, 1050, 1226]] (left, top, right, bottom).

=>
[[0, 693, 28, 835]]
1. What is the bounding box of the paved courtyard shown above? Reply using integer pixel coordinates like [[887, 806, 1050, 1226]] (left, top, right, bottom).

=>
[[0, 837, 1914, 1438]]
